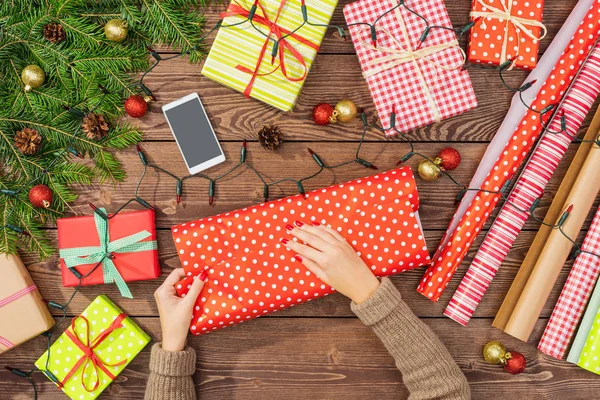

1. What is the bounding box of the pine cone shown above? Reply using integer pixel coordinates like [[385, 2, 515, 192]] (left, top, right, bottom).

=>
[[43, 23, 66, 44], [81, 112, 109, 141], [14, 128, 42, 155], [258, 124, 284, 150]]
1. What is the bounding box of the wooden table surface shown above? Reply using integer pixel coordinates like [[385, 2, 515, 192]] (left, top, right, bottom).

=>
[[2, 0, 600, 398]]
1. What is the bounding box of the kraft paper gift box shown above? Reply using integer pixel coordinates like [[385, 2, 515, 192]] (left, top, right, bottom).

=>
[[344, 0, 478, 136], [0, 253, 55, 355], [201, 0, 338, 111], [58, 208, 159, 299], [172, 167, 430, 334], [35, 295, 151, 400]]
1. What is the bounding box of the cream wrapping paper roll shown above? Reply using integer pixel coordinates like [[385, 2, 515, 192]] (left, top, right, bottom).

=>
[[503, 138, 600, 341], [494, 104, 600, 329]]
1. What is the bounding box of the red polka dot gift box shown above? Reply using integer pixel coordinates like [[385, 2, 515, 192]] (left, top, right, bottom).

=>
[[468, 0, 546, 70], [172, 167, 430, 334]]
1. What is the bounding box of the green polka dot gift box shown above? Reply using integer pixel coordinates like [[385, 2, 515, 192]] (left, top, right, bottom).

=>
[[35, 295, 151, 400]]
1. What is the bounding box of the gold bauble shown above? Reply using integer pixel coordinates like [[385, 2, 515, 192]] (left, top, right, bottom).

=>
[[21, 65, 45, 92], [483, 341, 507, 365], [417, 158, 441, 181], [331, 99, 358, 123], [104, 19, 128, 42]]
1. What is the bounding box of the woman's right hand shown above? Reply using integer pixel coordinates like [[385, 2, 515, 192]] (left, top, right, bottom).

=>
[[282, 221, 381, 304]]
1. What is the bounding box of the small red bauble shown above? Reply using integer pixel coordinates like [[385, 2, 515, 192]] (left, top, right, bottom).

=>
[[124, 95, 149, 118], [312, 103, 335, 126], [503, 352, 526, 375], [438, 147, 461, 171], [29, 184, 53, 208]]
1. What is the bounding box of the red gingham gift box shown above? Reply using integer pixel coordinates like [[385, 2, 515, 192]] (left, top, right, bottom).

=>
[[172, 167, 430, 334], [344, 0, 478, 136]]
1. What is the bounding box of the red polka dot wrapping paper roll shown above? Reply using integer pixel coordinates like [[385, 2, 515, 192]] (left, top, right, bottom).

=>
[[172, 167, 430, 334], [343, 0, 478, 136], [417, 3, 600, 302], [468, 0, 546, 70]]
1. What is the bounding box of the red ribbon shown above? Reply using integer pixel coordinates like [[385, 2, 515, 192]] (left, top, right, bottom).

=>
[[59, 313, 128, 392], [221, 0, 320, 98]]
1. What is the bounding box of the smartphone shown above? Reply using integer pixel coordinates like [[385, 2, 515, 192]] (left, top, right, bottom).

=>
[[162, 93, 226, 174]]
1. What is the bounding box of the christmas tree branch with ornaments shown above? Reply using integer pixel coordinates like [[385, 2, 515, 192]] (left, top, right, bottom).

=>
[[0, 0, 211, 258]]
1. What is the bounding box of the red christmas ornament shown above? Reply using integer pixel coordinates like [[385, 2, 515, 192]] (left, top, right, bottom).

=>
[[438, 147, 461, 171], [29, 184, 53, 208], [312, 103, 335, 126], [124, 95, 150, 118], [503, 352, 526, 375]]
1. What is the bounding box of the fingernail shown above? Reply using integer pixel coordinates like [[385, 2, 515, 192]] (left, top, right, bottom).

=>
[[280, 238, 289, 245], [200, 270, 208, 281], [286, 224, 295, 232], [294, 255, 303, 262], [312, 221, 320, 226], [294, 220, 304, 227]]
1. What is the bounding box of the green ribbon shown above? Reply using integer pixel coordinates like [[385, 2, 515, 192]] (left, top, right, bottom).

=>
[[59, 208, 157, 299]]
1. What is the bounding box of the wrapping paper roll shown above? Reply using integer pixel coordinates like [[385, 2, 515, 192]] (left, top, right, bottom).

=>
[[494, 101, 600, 330], [503, 137, 600, 341], [568, 277, 600, 364], [538, 207, 600, 359], [417, 1, 600, 302], [443, 44, 600, 326]]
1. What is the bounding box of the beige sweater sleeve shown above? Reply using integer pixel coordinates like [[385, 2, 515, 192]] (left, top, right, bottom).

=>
[[351, 278, 471, 400], [145, 343, 197, 400]]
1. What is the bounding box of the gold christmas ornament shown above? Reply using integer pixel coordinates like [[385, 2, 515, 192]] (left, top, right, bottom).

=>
[[483, 341, 507, 365], [104, 19, 128, 42], [330, 99, 358, 123], [417, 158, 442, 181], [21, 65, 45, 92]]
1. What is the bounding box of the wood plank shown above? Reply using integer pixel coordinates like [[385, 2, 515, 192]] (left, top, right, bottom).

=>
[[1, 318, 598, 399], [133, 56, 600, 143], [69, 142, 599, 230], [22, 229, 585, 320]]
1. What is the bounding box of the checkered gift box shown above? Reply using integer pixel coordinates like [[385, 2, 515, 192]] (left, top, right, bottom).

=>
[[538, 207, 600, 359], [344, 0, 478, 136]]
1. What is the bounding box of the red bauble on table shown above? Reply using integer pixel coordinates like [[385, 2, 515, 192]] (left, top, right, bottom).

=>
[[29, 184, 53, 208], [438, 147, 461, 171], [124, 95, 150, 118], [504, 352, 526, 375], [312, 103, 335, 126]]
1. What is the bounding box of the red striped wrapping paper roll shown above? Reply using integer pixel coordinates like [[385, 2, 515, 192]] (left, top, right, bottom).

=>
[[443, 44, 600, 325], [416, 3, 600, 302], [538, 206, 600, 359]]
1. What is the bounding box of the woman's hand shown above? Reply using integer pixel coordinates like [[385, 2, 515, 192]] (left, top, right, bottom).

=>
[[154, 268, 207, 352], [282, 221, 380, 304]]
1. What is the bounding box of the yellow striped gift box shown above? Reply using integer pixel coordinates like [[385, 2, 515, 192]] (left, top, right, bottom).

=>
[[202, 0, 338, 111]]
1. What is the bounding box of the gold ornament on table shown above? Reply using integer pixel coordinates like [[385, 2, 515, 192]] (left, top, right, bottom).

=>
[[483, 341, 507, 365], [330, 99, 358, 123], [21, 65, 45, 92], [417, 158, 442, 181], [81, 112, 109, 141], [14, 128, 43, 155], [104, 19, 128, 42]]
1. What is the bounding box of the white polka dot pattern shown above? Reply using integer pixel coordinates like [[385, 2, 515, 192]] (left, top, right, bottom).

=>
[[172, 167, 430, 335], [468, 0, 545, 69], [577, 306, 600, 374], [418, 4, 600, 302], [34, 295, 151, 400], [343, 0, 478, 136]]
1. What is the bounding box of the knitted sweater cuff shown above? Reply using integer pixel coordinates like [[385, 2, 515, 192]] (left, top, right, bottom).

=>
[[351, 277, 402, 326], [149, 343, 196, 376]]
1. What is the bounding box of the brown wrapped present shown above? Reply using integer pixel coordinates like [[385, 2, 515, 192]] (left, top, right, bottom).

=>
[[0, 253, 55, 354]]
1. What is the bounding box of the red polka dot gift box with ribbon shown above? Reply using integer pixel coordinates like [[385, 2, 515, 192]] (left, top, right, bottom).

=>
[[172, 167, 430, 334], [468, 0, 546, 70]]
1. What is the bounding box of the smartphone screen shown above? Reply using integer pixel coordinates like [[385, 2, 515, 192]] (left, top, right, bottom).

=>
[[163, 96, 224, 170]]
